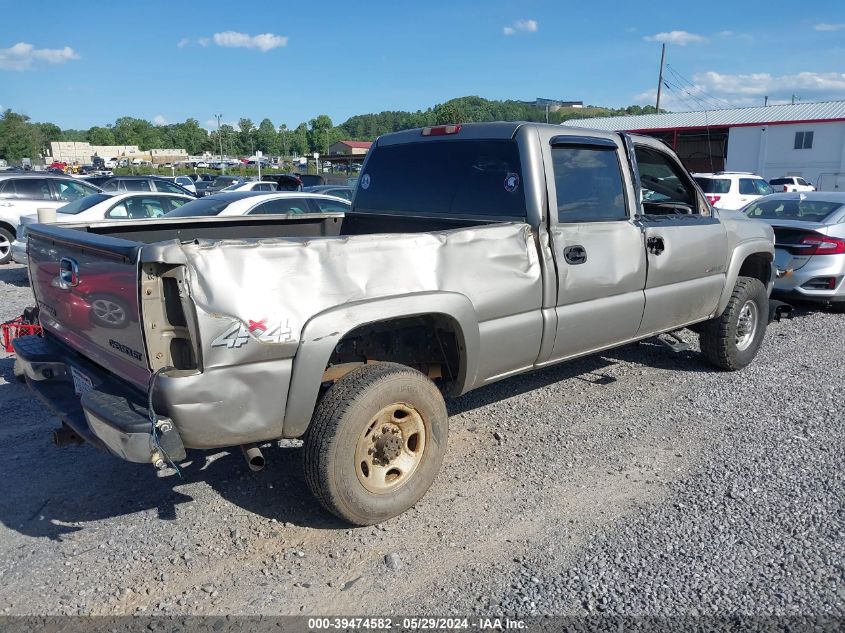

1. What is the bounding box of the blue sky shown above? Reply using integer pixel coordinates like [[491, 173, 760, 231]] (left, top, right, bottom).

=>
[[1, 0, 844, 130]]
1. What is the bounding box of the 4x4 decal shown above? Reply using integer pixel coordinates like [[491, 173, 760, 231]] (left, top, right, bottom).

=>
[[211, 318, 293, 348]]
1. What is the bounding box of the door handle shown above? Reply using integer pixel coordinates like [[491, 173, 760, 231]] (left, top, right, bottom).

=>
[[647, 236, 665, 255], [563, 245, 587, 265]]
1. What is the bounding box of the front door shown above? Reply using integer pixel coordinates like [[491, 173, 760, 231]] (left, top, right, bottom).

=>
[[633, 140, 729, 335], [538, 131, 647, 363]]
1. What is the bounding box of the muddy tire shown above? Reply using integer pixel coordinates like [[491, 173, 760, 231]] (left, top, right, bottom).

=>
[[700, 276, 768, 371], [304, 362, 448, 525], [0, 227, 13, 265]]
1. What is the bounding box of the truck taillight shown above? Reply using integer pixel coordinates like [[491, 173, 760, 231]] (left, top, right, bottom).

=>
[[706, 195, 721, 205], [800, 234, 845, 255], [422, 124, 461, 136]]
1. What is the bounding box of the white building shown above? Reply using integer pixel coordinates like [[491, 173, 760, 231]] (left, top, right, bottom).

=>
[[565, 100, 845, 187]]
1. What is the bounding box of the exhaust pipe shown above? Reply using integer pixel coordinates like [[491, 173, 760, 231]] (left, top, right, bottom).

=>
[[241, 444, 265, 472]]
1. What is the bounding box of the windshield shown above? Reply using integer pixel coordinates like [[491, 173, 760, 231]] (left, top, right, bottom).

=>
[[744, 198, 843, 223], [163, 196, 233, 217], [57, 193, 112, 214], [354, 139, 526, 218], [694, 177, 731, 194]]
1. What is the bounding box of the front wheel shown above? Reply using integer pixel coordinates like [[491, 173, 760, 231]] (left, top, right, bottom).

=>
[[304, 362, 448, 525], [700, 276, 768, 371]]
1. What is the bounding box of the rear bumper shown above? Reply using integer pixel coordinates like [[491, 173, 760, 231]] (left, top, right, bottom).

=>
[[13, 332, 294, 459], [774, 253, 845, 302], [12, 334, 182, 464]]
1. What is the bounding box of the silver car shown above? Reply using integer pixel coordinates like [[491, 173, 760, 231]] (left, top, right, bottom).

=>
[[744, 192, 845, 311]]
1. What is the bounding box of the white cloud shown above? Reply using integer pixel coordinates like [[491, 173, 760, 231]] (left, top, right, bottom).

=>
[[644, 30, 706, 46], [814, 23, 845, 31], [153, 115, 168, 126], [212, 31, 288, 52], [718, 30, 734, 38], [177, 38, 191, 48], [0, 42, 79, 71], [503, 19, 538, 35], [198, 38, 210, 47]]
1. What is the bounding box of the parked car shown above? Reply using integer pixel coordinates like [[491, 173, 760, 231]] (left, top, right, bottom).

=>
[[204, 175, 248, 196], [258, 173, 302, 191], [78, 175, 116, 188], [100, 176, 196, 197], [296, 173, 325, 187], [164, 191, 350, 217], [221, 181, 282, 193], [693, 172, 774, 211], [15, 123, 775, 526], [769, 177, 815, 193], [161, 175, 197, 195], [743, 192, 845, 311], [303, 185, 354, 201], [0, 173, 101, 264], [11, 192, 193, 264], [104, 158, 118, 169]]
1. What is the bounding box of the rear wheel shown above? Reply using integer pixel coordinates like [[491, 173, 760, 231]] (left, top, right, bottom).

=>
[[0, 227, 13, 265], [304, 362, 448, 525], [700, 276, 768, 371]]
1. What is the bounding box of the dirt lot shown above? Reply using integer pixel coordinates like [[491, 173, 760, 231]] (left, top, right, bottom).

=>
[[0, 262, 842, 618]]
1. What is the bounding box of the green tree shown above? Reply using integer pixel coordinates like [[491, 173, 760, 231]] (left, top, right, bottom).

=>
[[307, 115, 333, 154], [289, 123, 309, 157], [256, 118, 277, 155], [88, 126, 116, 146], [0, 109, 38, 161]]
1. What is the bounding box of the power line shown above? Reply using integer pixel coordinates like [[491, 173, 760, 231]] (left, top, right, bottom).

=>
[[665, 65, 735, 110], [664, 72, 726, 111]]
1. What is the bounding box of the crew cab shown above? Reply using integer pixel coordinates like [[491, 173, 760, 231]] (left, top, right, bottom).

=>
[[14, 122, 776, 526]]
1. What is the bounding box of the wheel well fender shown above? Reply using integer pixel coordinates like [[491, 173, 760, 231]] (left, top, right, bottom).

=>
[[282, 291, 479, 438], [716, 242, 774, 315]]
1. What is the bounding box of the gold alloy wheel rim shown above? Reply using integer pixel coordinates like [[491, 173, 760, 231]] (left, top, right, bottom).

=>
[[354, 403, 427, 494]]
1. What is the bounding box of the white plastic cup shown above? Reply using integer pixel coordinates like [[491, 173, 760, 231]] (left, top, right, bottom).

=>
[[37, 207, 56, 223]]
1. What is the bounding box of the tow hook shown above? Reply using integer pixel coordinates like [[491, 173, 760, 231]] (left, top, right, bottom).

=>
[[769, 300, 792, 323], [53, 424, 83, 447]]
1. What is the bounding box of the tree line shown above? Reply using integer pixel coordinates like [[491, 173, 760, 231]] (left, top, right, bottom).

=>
[[0, 97, 661, 162]]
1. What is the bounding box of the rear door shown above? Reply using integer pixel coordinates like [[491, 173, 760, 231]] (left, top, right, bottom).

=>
[[633, 140, 729, 335], [538, 130, 647, 361]]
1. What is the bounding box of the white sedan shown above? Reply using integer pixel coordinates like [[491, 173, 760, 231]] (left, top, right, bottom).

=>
[[163, 191, 350, 218], [11, 192, 194, 263], [221, 181, 281, 193]]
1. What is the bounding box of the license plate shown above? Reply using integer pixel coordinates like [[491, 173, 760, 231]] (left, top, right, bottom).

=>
[[71, 366, 93, 397]]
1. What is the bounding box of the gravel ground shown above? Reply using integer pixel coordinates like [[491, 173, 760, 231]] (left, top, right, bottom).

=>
[[0, 261, 842, 621]]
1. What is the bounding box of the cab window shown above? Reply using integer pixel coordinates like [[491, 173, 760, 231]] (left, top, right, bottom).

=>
[[313, 198, 350, 213], [551, 146, 627, 223], [634, 146, 701, 215]]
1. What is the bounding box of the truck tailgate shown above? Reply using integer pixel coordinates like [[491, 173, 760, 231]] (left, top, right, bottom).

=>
[[26, 225, 151, 388]]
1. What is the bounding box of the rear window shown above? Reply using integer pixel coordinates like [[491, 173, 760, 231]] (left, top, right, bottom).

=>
[[58, 193, 112, 214], [212, 176, 239, 187], [694, 177, 731, 194], [164, 197, 234, 217], [354, 140, 526, 218], [769, 178, 791, 186], [745, 199, 843, 223]]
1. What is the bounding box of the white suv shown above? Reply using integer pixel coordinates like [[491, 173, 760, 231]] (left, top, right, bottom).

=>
[[768, 176, 815, 193], [693, 172, 774, 211]]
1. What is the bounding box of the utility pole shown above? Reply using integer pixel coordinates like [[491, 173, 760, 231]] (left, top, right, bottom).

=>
[[215, 114, 224, 174], [655, 43, 666, 112], [764, 96, 768, 106]]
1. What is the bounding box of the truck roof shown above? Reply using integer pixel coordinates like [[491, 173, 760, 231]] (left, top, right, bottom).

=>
[[375, 121, 623, 146]]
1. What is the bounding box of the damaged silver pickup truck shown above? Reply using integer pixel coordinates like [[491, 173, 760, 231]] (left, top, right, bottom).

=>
[[15, 122, 776, 525]]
